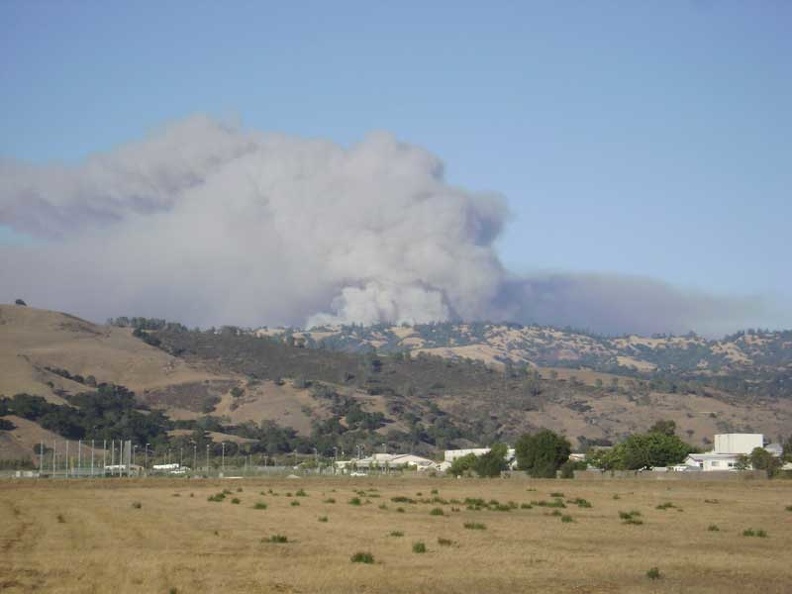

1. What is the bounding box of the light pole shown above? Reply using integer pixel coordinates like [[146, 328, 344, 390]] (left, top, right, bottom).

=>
[[206, 444, 210, 474], [333, 447, 338, 475], [145, 443, 150, 469], [221, 443, 225, 474]]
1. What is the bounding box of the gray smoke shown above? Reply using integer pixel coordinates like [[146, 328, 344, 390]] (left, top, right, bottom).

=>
[[0, 116, 776, 335]]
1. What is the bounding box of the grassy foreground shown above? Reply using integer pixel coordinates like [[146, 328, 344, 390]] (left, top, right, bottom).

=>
[[1, 476, 790, 593]]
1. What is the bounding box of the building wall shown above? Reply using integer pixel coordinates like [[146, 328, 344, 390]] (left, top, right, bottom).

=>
[[714, 434, 763, 455]]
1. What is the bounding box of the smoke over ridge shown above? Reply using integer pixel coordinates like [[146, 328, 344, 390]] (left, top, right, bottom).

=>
[[0, 116, 769, 335]]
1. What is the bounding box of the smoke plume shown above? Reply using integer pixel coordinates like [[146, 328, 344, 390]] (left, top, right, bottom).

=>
[[0, 116, 773, 335]]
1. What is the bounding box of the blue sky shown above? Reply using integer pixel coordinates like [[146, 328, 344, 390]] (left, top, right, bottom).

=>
[[1, 1, 790, 333]]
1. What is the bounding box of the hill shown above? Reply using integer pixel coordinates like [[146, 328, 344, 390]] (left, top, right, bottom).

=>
[[2, 305, 791, 466]]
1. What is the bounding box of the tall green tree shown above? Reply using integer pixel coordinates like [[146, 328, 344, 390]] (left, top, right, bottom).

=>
[[473, 443, 509, 478], [588, 431, 694, 470], [515, 429, 571, 478]]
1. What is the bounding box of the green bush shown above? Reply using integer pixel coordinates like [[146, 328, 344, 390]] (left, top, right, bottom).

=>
[[253, 502, 268, 510], [268, 534, 288, 543], [412, 541, 427, 553], [131, 501, 142, 509], [463, 522, 486, 530], [231, 498, 241, 504], [619, 510, 643, 525], [646, 567, 661, 580], [318, 515, 328, 522], [350, 552, 375, 564], [429, 507, 444, 516], [560, 514, 574, 523], [707, 524, 720, 532], [389, 530, 404, 537], [290, 500, 300, 507]]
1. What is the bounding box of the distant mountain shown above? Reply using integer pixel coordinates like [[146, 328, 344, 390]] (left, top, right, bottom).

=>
[[259, 322, 792, 400], [2, 306, 791, 465]]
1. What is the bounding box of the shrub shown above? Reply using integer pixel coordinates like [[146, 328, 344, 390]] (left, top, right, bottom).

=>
[[290, 500, 300, 507], [785, 505, 792, 512], [412, 541, 427, 553], [619, 510, 643, 525], [704, 499, 720, 504], [391, 496, 416, 504], [570, 498, 592, 508], [560, 514, 574, 523], [318, 515, 328, 522], [463, 522, 486, 530], [437, 537, 453, 546], [389, 530, 404, 537], [56, 513, 66, 523], [350, 551, 374, 564], [756, 529, 767, 538], [429, 507, 444, 516], [742, 528, 756, 537], [708, 524, 720, 532], [268, 534, 288, 543], [396, 507, 405, 513], [656, 502, 676, 510], [295, 488, 307, 497], [231, 498, 241, 504], [550, 492, 564, 498], [253, 502, 268, 510], [646, 567, 661, 580], [131, 502, 142, 509], [348, 497, 362, 506], [323, 497, 336, 504]]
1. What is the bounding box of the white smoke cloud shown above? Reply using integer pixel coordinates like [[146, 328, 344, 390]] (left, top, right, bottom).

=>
[[0, 115, 779, 335], [0, 116, 508, 329]]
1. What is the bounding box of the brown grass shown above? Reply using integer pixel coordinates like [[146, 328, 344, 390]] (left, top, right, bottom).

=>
[[1, 476, 790, 593]]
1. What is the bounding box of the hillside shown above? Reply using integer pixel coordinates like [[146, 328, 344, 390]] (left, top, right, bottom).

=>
[[2, 305, 791, 466], [263, 322, 792, 399]]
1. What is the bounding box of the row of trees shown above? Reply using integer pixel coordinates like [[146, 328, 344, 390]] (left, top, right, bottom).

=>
[[448, 420, 700, 479]]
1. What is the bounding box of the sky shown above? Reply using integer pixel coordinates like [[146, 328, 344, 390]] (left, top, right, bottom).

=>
[[0, 1, 790, 336]]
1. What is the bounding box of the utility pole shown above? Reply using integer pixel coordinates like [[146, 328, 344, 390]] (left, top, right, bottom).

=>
[[221, 443, 225, 474], [206, 444, 210, 475]]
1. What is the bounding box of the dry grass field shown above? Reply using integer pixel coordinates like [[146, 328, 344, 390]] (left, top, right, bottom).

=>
[[1, 476, 791, 593]]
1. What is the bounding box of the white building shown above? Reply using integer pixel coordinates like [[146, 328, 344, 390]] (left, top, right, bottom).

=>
[[684, 433, 766, 472], [684, 453, 740, 472], [341, 453, 439, 472], [443, 447, 516, 463], [714, 434, 763, 455]]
